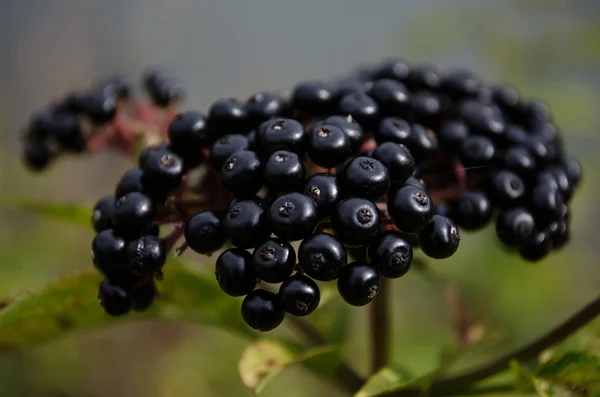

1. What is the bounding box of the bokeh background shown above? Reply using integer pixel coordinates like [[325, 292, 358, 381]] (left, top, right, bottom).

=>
[[1, 0, 599, 396]]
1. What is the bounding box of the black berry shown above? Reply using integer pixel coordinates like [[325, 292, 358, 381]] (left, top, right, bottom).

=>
[[338, 93, 380, 130], [125, 235, 166, 275], [337, 262, 380, 306], [331, 198, 381, 247], [223, 199, 270, 248], [98, 278, 132, 316], [496, 207, 536, 247], [92, 229, 127, 277], [303, 173, 340, 217], [92, 196, 115, 233], [339, 157, 390, 201], [185, 211, 226, 255], [215, 248, 257, 296], [367, 231, 413, 278], [241, 289, 285, 331], [257, 118, 305, 154], [307, 124, 352, 168], [264, 150, 305, 193], [388, 185, 433, 233], [221, 150, 264, 198], [268, 193, 319, 241], [111, 192, 156, 238], [418, 215, 460, 259], [453, 191, 493, 230], [279, 275, 320, 316], [298, 233, 347, 281], [252, 239, 296, 283], [209, 134, 250, 170]]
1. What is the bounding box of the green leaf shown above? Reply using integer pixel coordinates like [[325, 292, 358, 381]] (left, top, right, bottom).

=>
[[9, 199, 92, 228], [238, 339, 339, 395], [355, 367, 412, 397], [0, 260, 252, 351]]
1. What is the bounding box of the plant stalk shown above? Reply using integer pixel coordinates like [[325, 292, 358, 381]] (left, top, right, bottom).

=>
[[371, 277, 391, 374]]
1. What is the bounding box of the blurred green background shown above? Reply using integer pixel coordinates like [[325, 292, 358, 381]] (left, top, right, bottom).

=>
[[1, 0, 599, 396]]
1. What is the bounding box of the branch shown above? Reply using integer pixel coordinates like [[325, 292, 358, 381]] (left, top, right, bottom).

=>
[[286, 316, 364, 392], [371, 277, 391, 374], [386, 293, 600, 396]]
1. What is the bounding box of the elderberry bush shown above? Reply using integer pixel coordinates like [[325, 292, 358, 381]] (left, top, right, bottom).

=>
[[25, 58, 582, 332]]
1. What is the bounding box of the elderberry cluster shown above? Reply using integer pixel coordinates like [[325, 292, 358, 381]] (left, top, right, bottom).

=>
[[20, 70, 184, 171], [69, 58, 582, 331]]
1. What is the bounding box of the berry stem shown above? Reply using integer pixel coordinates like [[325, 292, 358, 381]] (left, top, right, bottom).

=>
[[370, 276, 391, 374], [286, 316, 364, 392], [382, 293, 600, 396]]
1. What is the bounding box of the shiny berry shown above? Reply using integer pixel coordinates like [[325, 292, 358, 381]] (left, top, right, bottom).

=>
[[23, 141, 52, 171], [441, 69, 482, 100], [337, 262, 380, 306], [371, 142, 415, 184], [339, 157, 390, 201], [252, 239, 296, 283], [314, 115, 365, 154], [457, 99, 505, 138], [460, 135, 495, 167], [496, 207, 536, 247], [268, 193, 319, 241], [92, 196, 115, 233], [373, 58, 410, 81], [307, 124, 352, 168], [125, 235, 166, 275], [84, 90, 117, 125], [264, 150, 305, 193], [418, 215, 460, 259], [245, 91, 285, 126], [303, 173, 340, 217], [168, 111, 209, 167], [331, 198, 381, 247], [215, 248, 257, 297], [111, 192, 156, 238], [438, 121, 470, 150], [52, 112, 85, 152], [185, 211, 226, 255], [489, 170, 526, 208], [209, 134, 250, 170], [411, 92, 442, 129], [453, 191, 492, 230], [132, 282, 156, 312], [404, 65, 441, 91], [143, 69, 184, 108], [406, 124, 439, 162], [279, 275, 320, 316], [241, 289, 285, 331], [224, 200, 270, 248], [520, 231, 553, 262], [388, 185, 433, 233], [503, 146, 537, 181], [376, 117, 411, 145], [339, 92, 380, 130], [367, 231, 413, 278], [221, 150, 264, 198], [298, 233, 347, 281], [530, 184, 564, 226], [367, 79, 410, 117], [98, 278, 132, 316], [257, 118, 305, 154], [92, 229, 127, 277], [208, 98, 248, 136], [141, 149, 185, 192], [291, 81, 335, 117]]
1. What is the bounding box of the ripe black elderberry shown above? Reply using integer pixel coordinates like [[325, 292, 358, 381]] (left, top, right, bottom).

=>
[[405, 124, 439, 162], [125, 235, 166, 275], [376, 117, 411, 145], [337, 262, 380, 306], [438, 121, 470, 150], [298, 233, 347, 281], [303, 173, 340, 218], [264, 150, 305, 193], [141, 148, 185, 192], [338, 93, 380, 130], [489, 170, 526, 208], [245, 91, 285, 125], [111, 192, 156, 238], [23, 141, 52, 171], [371, 142, 415, 184], [418, 215, 460, 259], [268, 193, 319, 241], [224, 199, 270, 249], [168, 111, 209, 167], [257, 118, 305, 154], [367, 231, 413, 278], [215, 248, 257, 297], [453, 191, 493, 231], [92, 229, 127, 277], [207, 98, 248, 136], [143, 69, 184, 108], [441, 69, 482, 100], [132, 282, 156, 312], [252, 239, 296, 283], [185, 211, 226, 255], [496, 207, 536, 247], [388, 185, 433, 233], [241, 289, 285, 331], [291, 81, 335, 117], [460, 135, 495, 168], [367, 79, 411, 117], [331, 198, 381, 247], [221, 150, 264, 198], [92, 196, 115, 233], [209, 134, 250, 170], [279, 275, 320, 316], [98, 278, 132, 316], [520, 230, 553, 262], [307, 124, 352, 168], [314, 115, 365, 154], [339, 157, 390, 201]]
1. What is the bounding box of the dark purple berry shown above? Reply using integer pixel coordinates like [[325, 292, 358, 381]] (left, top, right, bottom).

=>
[[215, 248, 257, 297], [268, 193, 319, 241], [418, 215, 460, 259], [241, 290, 285, 331], [337, 262, 380, 306], [252, 239, 296, 283], [221, 150, 264, 198], [331, 198, 381, 247], [298, 233, 347, 281], [264, 150, 305, 193], [185, 211, 226, 255], [388, 185, 433, 233], [223, 200, 270, 249], [92, 196, 115, 233], [367, 231, 413, 278], [279, 275, 320, 316]]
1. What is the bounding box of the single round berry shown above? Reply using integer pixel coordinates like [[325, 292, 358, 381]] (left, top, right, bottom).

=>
[[307, 124, 352, 168], [257, 118, 305, 154], [264, 150, 305, 193], [207, 98, 248, 136], [138, 142, 170, 169], [125, 235, 166, 275], [405, 124, 439, 162], [372, 58, 410, 81], [333, 78, 370, 100], [460, 135, 495, 168], [143, 69, 184, 108], [438, 121, 470, 150], [185, 211, 226, 255], [223, 200, 270, 248], [252, 239, 296, 283], [441, 69, 482, 100], [316, 115, 365, 154], [221, 150, 264, 198], [98, 278, 132, 316], [92, 229, 127, 277], [561, 153, 582, 188], [209, 134, 249, 170], [141, 149, 185, 192], [549, 218, 570, 250], [457, 100, 505, 138], [418, 215, 460, 259], [371, 142, 415, 184], [97, 75, 131, 100], [339, 157, 390, 201], [502, 124, 528, 147], [132, 282, 156, 312], [367, 79, 411, 117], [215, 248, 257, 297], [489, 171, 525, 208], [376, 117, 411, 145], [303, 173, 340, 217], [367, 231, 413, 278], [503, 146, 537, 181], [337, 262, 380, 306], [404, 65, 441, 91], [338, 92, 380, 130], [114, 168, 164, 203], [546, 166, 573, 201], [331, 198, 381, 247], [279, 275, 320, 316], [111, 192, 156, 238], [298, 233, 347, 281], [23, 141, 52, 171], [291, 81, 335, 117], [92, 196, 115, 233], [496, 207, 536, 247], [51, 112, 85, 152], [241, 289, 285, 332], [530, 184, 564, 226], [525, 136, 556, 165], [268, 193, 319, 241], [168, 111, 209, 167], [411, 92, 442, 129], [26, 109, 55, 141], [84, 90, 117, 125], [490, 83, 520, 112], [245, 91, 285, 126], [519, 231, 553, 262], [452, 191, 493, 230], [388, 185, 433, 233]]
